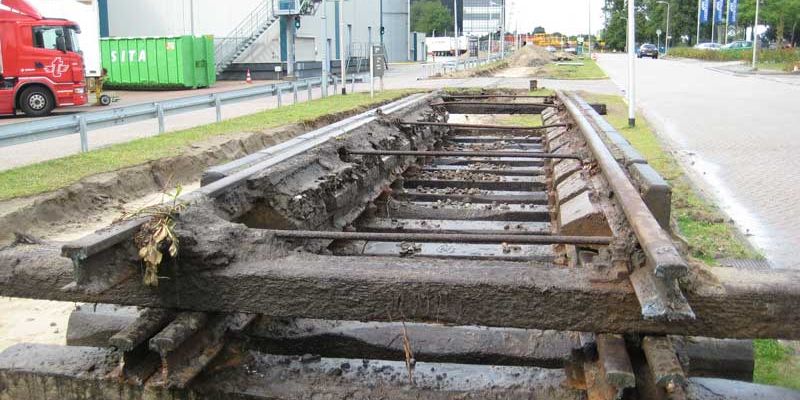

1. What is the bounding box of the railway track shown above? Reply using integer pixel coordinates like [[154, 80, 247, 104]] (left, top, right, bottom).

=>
[[0, 91, 799, 399]]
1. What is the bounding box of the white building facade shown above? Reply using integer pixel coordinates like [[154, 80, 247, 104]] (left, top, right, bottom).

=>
[[103, 0, 410, 63], [462, 0, 504, 37]]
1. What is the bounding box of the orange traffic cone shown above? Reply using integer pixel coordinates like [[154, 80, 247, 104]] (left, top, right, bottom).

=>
[[246, 69, 253, 84]]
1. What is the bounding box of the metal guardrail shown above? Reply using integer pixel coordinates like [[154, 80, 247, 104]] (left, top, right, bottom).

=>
[[0, 77, 328, 151], [420, 54, 506, 79]]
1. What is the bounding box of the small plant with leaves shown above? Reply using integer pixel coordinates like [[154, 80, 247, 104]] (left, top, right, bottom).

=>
[[118, 186, 187, 286]]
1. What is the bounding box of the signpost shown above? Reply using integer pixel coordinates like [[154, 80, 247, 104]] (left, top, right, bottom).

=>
[[370, 44, 385, 98], [657, 29, 662, 53]]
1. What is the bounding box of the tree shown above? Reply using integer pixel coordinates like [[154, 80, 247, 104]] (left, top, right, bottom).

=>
[[603, 0, 800, 48], [603, 0, 627, 50], [533, 26, 546, 34], [411, 0, 455, 36], [739, 0, 800, 45]]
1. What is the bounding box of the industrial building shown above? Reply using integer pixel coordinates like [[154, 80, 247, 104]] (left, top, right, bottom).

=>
[[462, 0, 504, 37], [98, 0, 411, 79], [430, 0, 504, 37]]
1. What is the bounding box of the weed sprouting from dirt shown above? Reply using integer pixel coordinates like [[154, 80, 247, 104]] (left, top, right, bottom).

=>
[[401, 322, 416, 385], [118, 185, 186, 286]]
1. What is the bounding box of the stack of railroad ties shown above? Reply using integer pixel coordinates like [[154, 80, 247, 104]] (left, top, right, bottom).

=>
[[0, 91, 798, 399]]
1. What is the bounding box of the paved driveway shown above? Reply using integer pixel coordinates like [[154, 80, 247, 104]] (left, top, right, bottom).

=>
[[596, 54, 800, 268]]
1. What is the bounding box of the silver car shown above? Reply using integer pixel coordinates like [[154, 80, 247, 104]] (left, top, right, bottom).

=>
[[694, 42, 721, 51]]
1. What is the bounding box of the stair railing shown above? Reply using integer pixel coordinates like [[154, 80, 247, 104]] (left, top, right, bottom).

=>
[[215, 0, 277, 73]]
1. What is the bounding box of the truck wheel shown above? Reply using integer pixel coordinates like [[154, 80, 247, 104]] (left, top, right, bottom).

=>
[[19, 86, 55, 117], [99, 94, 112, 106]]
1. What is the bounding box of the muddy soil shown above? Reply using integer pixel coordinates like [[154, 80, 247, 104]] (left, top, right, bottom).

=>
[[0, 98, 408, 352], [0, 185, 204, 352], [0, 100, 408, 246]]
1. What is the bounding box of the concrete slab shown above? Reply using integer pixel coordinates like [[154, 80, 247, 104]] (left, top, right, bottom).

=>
[[558, 192, 612, 237]]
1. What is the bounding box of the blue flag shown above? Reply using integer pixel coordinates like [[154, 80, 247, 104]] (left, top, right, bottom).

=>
[[715, 0, 724, 23], [701, 0, 710, 24], [728, 0, 738, 24]]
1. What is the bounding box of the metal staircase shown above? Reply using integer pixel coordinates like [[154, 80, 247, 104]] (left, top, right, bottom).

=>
[[215, 0, 322, 75], [214, 1, 278, 74], [342, 42, 389, 78], [345, 43, 369, 76]]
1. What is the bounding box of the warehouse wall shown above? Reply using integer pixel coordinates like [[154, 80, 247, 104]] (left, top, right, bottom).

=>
[[381, 0, 409, 62], [106, 0, 262, 37], [237, 0, 400, 63], [105, 0, 409, 63]]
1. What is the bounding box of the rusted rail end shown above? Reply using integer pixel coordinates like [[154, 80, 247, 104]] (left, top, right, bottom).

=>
[[558, 91, 694, 322]]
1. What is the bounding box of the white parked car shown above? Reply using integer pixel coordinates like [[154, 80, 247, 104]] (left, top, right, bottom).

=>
[[694, 42, 721, 51]]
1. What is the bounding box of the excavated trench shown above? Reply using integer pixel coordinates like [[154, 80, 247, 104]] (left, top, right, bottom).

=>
[[1, 91, 796, 400], [184, 92, 611, 270]]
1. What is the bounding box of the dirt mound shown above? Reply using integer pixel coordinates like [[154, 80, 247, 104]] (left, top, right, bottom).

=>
[[507, 46, 554, 67]]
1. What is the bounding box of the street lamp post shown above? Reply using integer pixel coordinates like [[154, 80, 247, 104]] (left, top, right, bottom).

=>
[[752, 0, 760, 69], [339, 0, 347, 94], [724, 0, 730, 44], [454, 0, 460, 70], [656, 1, 670, 56], [696, 0, 701, 45], [627, 0, 636, 128], [321, 0, 329, 97], [499, 1, 505, 58], [588, 0, 592, 58], [488, 1, 496, 61]]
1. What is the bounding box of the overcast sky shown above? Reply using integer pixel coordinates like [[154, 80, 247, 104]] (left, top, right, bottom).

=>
[[505, 0, 606, 36]]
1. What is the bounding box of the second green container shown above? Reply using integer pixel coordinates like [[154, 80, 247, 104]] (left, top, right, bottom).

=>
[[100, 35, 216, 90]]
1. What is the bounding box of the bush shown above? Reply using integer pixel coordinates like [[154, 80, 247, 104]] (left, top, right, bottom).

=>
[[669, 47, 800, 70]]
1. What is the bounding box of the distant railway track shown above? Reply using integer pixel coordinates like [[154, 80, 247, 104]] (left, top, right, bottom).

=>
[[0, 91, 798, 399]]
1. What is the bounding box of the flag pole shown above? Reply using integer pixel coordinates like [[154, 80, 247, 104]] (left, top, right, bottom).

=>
[[711, 0, 716, 43]]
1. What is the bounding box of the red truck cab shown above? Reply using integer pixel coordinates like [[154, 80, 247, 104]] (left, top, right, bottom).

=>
[[0, 0, 88, 117]]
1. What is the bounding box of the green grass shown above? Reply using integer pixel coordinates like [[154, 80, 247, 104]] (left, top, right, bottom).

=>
[[757, 62, 795, 72], [669, 47, 800, 70], [0, 90, 419, 201], [471, 60, 509, 74], [536, 59, 607, 80], [498, 114, 543, 127], [754, 340, 800, 390], [581, 93, 758, 264]]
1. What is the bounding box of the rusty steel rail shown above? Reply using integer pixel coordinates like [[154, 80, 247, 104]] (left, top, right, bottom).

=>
[[432, 101, 552, 107], [558, 91, 694, 321], [431, 101, 554, 115], [399, 121, 567, 131], [273, 230, 614, 246], [559, 92, 688, 278], [346, 150, 581, 160], [442, 95, 554, 99]]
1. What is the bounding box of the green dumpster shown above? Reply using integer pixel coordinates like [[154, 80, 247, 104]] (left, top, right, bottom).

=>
[[100, 35, 216, 90]]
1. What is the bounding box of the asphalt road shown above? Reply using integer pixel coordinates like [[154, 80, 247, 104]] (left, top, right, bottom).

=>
[[0, 63, 617, 170], [596, 54, 800, 269], [0, 81, 268, 126]]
